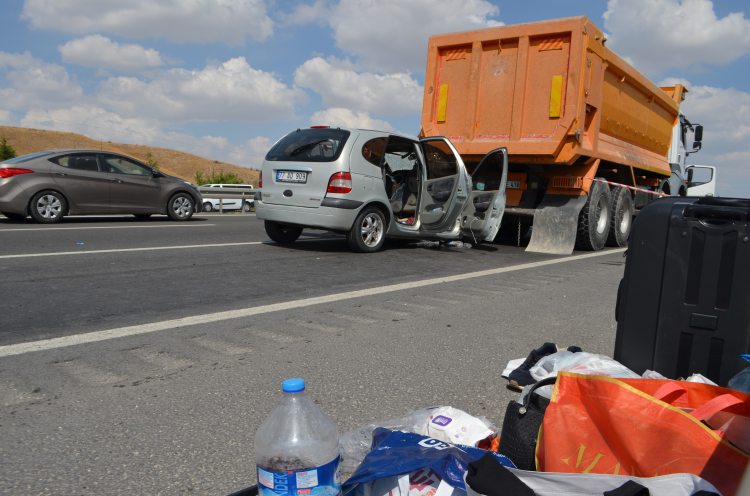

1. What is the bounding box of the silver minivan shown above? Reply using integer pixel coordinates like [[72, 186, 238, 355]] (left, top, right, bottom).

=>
[[255, 127, 509, 252]]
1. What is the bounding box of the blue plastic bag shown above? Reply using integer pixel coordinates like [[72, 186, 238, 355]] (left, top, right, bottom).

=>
[[728, 355, 750, 393], [343, 428, 515, 493]]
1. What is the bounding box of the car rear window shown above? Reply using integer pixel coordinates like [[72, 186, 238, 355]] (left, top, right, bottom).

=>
[[265, 128, 351, 163], [1, 151, 55, 164]]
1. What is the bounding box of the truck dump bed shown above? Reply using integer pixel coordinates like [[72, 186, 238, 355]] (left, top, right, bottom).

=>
[[421, 16, 683, 179]]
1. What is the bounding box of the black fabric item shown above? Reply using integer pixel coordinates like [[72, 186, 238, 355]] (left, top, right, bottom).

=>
[[508, 342, 557, 387], [498, 377, 557, 471], [566, 346, 583, 353], [603, 480, 649, 496], [465, 453, 534, 496]]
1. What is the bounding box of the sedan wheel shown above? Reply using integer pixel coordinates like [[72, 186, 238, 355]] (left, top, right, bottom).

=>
[[203, 202, 213, 212], [167, 194, 194, 221], [29, 191, 67, 224]]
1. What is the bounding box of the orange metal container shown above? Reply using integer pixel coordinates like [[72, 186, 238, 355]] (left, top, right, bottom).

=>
[[421, 16, 685, 193]]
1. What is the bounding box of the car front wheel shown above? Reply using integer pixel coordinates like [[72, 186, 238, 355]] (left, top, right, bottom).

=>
[[203, 202, 213, 212], [30, 191, 67, 224], [167, 193, 195, 221]]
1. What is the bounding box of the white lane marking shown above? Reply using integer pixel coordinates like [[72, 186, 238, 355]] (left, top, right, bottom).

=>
[[0, 237, 344, 260], [0, 248, 625, 357], [0, 224, 216, 232]]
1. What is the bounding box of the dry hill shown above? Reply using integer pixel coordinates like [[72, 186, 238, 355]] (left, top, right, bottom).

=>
[[0, 126, 260, 186]]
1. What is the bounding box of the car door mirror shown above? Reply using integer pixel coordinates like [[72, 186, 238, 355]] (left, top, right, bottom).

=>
[[152, 170, 164, 178]]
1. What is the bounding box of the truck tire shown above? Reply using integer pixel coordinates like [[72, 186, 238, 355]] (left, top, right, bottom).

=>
[[265, 221, 302, 244], [575, 179, 611, 251], [606, 186, 634, 247]]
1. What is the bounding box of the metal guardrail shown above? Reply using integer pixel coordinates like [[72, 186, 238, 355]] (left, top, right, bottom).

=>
[[198, 186, 256, 214]]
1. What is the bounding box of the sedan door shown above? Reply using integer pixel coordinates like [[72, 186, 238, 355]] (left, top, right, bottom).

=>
[[49, 153, 110, 213], [100, 154, 163, 212], [458, 148, 508, 242], [417, 137, 471, 232]]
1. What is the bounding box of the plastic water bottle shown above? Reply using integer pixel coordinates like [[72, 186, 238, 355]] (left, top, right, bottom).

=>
[[255, 378, 341, 496]]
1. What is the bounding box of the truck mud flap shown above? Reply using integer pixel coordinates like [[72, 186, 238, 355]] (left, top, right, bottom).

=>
[[526, 194, 588, 255]]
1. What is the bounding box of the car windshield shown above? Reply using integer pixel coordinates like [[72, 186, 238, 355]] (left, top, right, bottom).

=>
[[265, 129, 350, 162], [1, 151, 55, 164]]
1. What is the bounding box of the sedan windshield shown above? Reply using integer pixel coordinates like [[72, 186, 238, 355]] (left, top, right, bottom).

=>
[[266, 128, 350, 162]]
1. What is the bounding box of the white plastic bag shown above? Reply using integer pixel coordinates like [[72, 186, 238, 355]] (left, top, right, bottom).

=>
[[685, 373, 718, 385], [530, 351, 641, 382]]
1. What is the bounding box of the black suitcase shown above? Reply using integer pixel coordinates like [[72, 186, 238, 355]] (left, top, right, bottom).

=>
[[614, 196, 750, 386]]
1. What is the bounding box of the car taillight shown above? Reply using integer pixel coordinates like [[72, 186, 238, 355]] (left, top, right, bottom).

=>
[[327, 172, 352, 194], [0, 168, 34, 179], [259, 171, 262, 188]]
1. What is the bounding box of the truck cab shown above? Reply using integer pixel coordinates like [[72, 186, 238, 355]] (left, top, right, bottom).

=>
[[667, 112, 716, 197]]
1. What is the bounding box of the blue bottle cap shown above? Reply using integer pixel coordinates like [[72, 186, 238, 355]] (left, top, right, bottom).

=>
[[282, 378, 306, 393]]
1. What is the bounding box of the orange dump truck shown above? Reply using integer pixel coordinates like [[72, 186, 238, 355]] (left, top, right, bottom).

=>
[[421, 16, 712, 254]]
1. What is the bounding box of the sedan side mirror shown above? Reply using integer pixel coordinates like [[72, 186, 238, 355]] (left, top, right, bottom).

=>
[[152, 170, 164, 177]]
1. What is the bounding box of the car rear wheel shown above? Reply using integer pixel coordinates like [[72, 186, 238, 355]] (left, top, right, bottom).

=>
[[167, 193, 194, 221], [2, 212, 27, 221], [347, 207, 386, 253], [244, 202, 252, 212], [30, 191, 66, 224], [265, 221, 302, 243], [203, 202, 213, 212]]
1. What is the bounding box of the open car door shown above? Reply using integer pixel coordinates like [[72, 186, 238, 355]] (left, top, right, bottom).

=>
[[459, 148, 508, 242], [417, 137, 471, 232]]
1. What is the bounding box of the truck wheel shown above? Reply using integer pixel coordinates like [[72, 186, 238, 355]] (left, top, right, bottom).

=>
[[606, 186, 634, 247], [347, 207, 386, 253], [575, 179, 611, 251], [265, 221, 302, 244]]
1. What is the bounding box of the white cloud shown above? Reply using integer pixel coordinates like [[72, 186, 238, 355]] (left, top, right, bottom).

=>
[[604, 0, 750, 75], [310, 108, 394, 131], [294, 57, 422, 115], [659, 77, 750, 198], [22, 0, 274, 45], [0, 51, 83, 109], [286, 0, 502, 73], [98, 57, 302, 123], [59, 35, 165, 74]]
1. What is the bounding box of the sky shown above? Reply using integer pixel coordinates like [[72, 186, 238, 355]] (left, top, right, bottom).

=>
[[0, 0, 748, 197]]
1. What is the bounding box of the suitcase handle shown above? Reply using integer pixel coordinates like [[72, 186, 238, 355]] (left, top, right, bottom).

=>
[[697, 197, 750, 208], [684, 205, 749, 222]]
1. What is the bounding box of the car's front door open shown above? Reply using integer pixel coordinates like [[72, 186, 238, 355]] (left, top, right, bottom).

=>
[[417, 137, 470, 231], [459, 148, 508, 242]]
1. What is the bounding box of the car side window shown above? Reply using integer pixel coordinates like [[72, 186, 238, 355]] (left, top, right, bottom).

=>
[[422, 141, 458, 179], [362, 137, 387, 167], [102, 155, 153, 175], [53, 154, 101, 172]]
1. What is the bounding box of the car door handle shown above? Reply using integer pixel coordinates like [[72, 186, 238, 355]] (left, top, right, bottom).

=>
[[54, 172, 68, 176], [110, 178, 122, 183]]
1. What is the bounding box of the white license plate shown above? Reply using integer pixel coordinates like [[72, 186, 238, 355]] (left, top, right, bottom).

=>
[[277, 171, 307, 183], [507, 180, 521, 189]]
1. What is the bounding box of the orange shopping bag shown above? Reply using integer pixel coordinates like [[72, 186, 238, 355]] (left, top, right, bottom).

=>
[[536, 372, 750, 496]]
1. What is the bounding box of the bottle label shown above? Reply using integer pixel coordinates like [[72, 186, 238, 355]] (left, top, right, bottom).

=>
[[258, 456, 341, 496]]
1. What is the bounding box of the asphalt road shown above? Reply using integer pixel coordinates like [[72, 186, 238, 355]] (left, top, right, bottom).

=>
[[0, 213, 626, 495]]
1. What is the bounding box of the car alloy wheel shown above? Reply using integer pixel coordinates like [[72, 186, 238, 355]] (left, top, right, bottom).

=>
[[203, 202, 213, 212], [360, 212, 384, 248], [36, 195, 62, 219], [172, 196, 192, 218]]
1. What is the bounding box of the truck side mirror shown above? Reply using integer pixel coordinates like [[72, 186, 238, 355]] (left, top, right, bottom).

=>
[[694, 125, 703, 142]]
